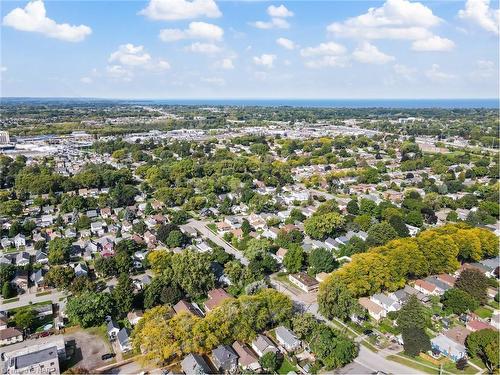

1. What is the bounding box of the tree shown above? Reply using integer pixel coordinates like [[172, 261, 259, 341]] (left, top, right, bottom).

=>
[[76, 215, 91, 230], [113, 273, 134, 316], [259, 351, 282, 373], [292, 313, 320, 340], [70, 276, 97, 295], [147, 250, 172, 276], [114, 250, 133, 274], [283, 245, 305, 273], [2, 281, 15, 299], [310, 325, 358, 369], [0, 264, 16, 285], [366, 221, 398, 247], [401, 327, 431, 357], [241, 219, 252, 235], [171, 250, 215, 298], [346, 199, 359, 215], [94, 256, 117, 277], [441, 288, 479, 315], [304, 212, 345, 240], [45, 266, 75, 290], [396, 295, 430, 331], [456, 269, 488, 304], [244, 238, 271, 260], [66, 292, 115, 328], [14, 308, 36, 330], [48, 238, 72, 265], [388, 215, 410, 237], [166, 230, 186, 248], [0, 199, 23, 217], [318, 280, 360, 321], [466, 329, 499, 372], [456, 357, 468, 371], [308, 248, 337, 274]]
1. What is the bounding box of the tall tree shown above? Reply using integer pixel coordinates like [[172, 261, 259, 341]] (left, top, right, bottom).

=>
[[456, 269, 488, 304]]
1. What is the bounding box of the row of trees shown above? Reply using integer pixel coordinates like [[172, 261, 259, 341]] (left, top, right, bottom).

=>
[[318, 224, 498, 319]]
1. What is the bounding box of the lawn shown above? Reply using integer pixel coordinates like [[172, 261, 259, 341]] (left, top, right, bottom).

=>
[[442, 360, 478, 375], [2, 297, 19, 303], [278, 358, 298, 374], [36, 291, 52, 297], [474, 306, 493, 319], [386, 354, 437, 374], [207, 223, 217, 232]]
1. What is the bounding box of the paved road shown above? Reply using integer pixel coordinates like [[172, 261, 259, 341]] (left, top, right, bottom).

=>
[[189, 219, 249, 265], [1, 289, 67, 310], [269, 277, 420, 375]]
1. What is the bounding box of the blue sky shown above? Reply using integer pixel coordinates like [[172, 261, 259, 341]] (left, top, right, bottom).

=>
[[1, 0, 499, 99]]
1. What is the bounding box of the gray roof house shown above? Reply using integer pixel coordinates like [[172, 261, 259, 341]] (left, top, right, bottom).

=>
[[7, 345, 60, 374], [35, 250, 49, 264], [275, 326, 301, 352], [15, 252, 30, 266], [211, 345, 239, 373], [107, 320, 120, 340], [251, 334, 278, 358], [30, 269, 45, 287], [181, 353, 212, 375], [117, 328, 132, 352]]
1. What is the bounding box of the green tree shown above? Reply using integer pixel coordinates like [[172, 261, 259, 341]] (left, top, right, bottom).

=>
[[318, 280, 360, 321], [0, 264, 16, 285], [304, 212, 345, 240], [456, 269, 488, 304], [366, 221, 398, 247], [441, 288, 479, 315], [259, 351, 282, 373], [396, 295, 430, 331], [113, 273, 134, 316], [171, 250, 215, 298], [0, 199, 23, 217], [66, 292, 115, 328], [402, 327, 431, 357], [48, 238, 72, 265], [283, 245, 305, 273], [45, 266, 75, 290], [466, 329, 499, 372], [310, 325, 358, 369], [14, 308, 36, 330], [308, 248, 337, 274], [346, 199, 359, 215], [2, 281, 15, 299]]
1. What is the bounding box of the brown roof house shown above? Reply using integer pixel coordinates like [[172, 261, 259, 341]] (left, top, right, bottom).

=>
[[204, 289, 233, 312]]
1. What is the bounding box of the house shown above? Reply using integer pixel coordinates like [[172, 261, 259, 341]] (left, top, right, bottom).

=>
[[431, 334, 466, 362], [181, 353, 212, 375], [204, 289, 232, 312], [232, 341, 260, 371], [251, 334, 278, 357], [117, 328, 132, 352], [491, 311, 500, 330], [35, 250, 49, 264], [444, 327, 471, 347], [30, 269, 45, 288], [436, 274, 456, 287], [275, 326, 301, 352], [288, 272, 319, 293], [370, 293, 401, 312], [179, 225, 198, 237], [13, 234, 26, 249], [403, 285, 430, 303], [174, 300, 203, 317], [0, 327, 23, 346], [424, 276, 451, 294], [1, 238, 12, 249], [74, 263, 88, 277], [212, 344, 239, 373], [6, 345, 60, 374], [127, 310, 144, 326], [466, 320, 495, 332], [15, 252, 30, 267], [107, 320, 120, 340], [216, 222, 232, 233], [358, 297, 386, 321], [11, 271, 29, 291], [414, 279, 439, 295]]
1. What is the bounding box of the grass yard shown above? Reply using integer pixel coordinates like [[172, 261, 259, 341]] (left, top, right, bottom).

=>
[[207, 223, 217, 232], [442, 360, 478, 374], [386, 354, 437, 374], [278, 358, 298, 374], [2, 297, 19, 303], [36, 291, 52, 297], [474, 306, 493, 319]]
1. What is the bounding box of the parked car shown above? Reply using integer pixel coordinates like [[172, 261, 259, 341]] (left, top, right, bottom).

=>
[[101, 353, 116, 360]]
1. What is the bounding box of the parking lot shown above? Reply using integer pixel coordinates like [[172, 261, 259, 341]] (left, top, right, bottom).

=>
[[64, 329, 113, 371]]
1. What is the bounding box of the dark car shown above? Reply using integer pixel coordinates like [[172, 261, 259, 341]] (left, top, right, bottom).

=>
[[101, 353, 116, 361], [363, 329, 373, 336]]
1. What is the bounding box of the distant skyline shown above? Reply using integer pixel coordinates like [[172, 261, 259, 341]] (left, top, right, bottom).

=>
[[1, 0, 499, 99]]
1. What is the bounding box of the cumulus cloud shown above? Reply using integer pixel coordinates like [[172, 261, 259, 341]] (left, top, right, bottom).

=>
[[185, 42, 221, 54], [253, 54, 276, 68], [458, 0, 499, 35], [352, 42, 394, 64], [300, 42, 346, 57], [3, 0, 91, 42], [470, 59, 496, 79], [106, 65, 133, 81], [159, 22, 223, 42], [411, 36, 455, 51], [219, 58, 234, 69], [80, 77, 92, 84], [393, 64, 417, 81], [253, 4, 293, 29], [425, 64, 456, 82], [109, 44, 152, 66], [267, 5, 294, 18], [139, 0, 221, 21], [276, 37, 295, 50], [201, 76, 225, 85], [304, 56, 349, 69]]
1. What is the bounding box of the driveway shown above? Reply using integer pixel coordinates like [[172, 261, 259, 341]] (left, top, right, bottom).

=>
[[64, 330, 112, 371]]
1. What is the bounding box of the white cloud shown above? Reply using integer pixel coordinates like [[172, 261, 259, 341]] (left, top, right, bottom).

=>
[[470, 59, 496, 79], [327, 0, 440, 40], [0, 66, 7, 73], [411, 36, 455, 51], [276, 37, 295, 50], [352, 42, 394, 64], [3, 0, 91, 42], [80, 77, 92, 84], [304, 56, 349, 69], [393, 64, 417, 81], [253, 54, 276, 68], [219, 58, 234, 69], [300, 42, 346, 57], [201, 77, 225, 85], [139, 0, 221, 21], [458, 0, 499, 35], [253, 17, 290, 29], [185, 42, 221, 54], [109, 44, 151, 66], [106, 65, 133, 81], [267, 5, 293, 18], [159, 21, 223, 42], [425, 64, 456, 82]]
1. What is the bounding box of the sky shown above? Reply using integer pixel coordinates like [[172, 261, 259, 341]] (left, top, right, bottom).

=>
[[0, 0, 499, 99]]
